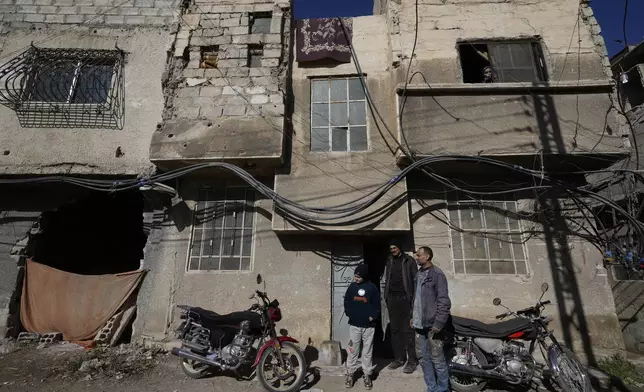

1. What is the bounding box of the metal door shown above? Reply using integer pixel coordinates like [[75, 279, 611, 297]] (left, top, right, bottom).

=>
[[331, 245, 363, 352]]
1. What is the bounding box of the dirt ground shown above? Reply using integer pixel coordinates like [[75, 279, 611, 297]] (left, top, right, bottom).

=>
[[1, 341, 643, 392]]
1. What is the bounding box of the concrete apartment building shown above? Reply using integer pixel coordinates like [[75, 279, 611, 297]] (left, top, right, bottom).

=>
[[136, 0, 630, 360], [0, 0, 633, 362], [0, 0, 176, 338]]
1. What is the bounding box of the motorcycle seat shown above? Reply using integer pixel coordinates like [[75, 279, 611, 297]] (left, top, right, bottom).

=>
[[451, 316, 533, 339], [189, 307, 262, 330]]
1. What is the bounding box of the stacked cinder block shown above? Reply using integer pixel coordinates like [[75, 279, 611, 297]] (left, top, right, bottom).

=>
[[94, 310, 125, 345], [169, 0, 290, 121]]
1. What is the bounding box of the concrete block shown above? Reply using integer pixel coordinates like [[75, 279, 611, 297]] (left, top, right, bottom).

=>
[[222, 86, 244, 95], [227, 26, 249, 35], [144, 16, 166, 25], [251, 94, 269, 104], [79, 6, 99, 13], [245, 86, 266, 95], [263, 49, 281, 59], [199, 86, 222, 97], [18, 332, 40, 343], [18, 5, 38, 13], [86, 15, 105, 23], [209, 4, 233, 13], [228, 77, 250, 86], [232, 4, 252, 12], [262, 58, 280, 69], [44, 14, 65, 23], [57, 6, 77, 14], [253, 3, 274, 12], [34, 0, 52, 4], [105, 15, 125, 24], [251, 76, 274, 86], [24, 13, 46, 22], [207, 76, 227, 85], [39, 332, 62, 344], [125, 15, 145, 24], [318, 340, 342, 366], [15, 0, 33, 4], [134, 0, 153, 7], [191, 36, 231, 46], [181, 13, 199, 27], [249, 67, 272, 77], [269, 94, 282, 104], [261, 103, 284, 116], [64, 14, 83, 23], [182, 69, 205, 78], [200, 106, 223, 118], [220, 17, 240, 28], [270, 15, 282, 34], [120, 7, 139, 15], [174, 106, 200, 118], [4, 13, 25, 22], [38, 5, 56, 12], [217, 59, 245, 68], [223, 105, 246, 116], [201, 28, 223, 37], [263, 34, 282, 44], [101, 6, 120, 15], [110, 306, 136, 347], [225, 68, 250, 78]]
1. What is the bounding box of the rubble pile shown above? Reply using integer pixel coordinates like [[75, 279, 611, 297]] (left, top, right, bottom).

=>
[[54, 344, 167, 381]]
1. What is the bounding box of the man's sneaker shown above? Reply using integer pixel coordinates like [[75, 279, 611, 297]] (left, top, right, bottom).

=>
[[345, 373, 355, 388], [363, 374, 373, 390], [403, 361, 417, 374], [387, 360, 404, 370]]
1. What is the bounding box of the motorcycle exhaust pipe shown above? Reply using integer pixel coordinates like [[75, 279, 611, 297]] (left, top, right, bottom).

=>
[[449, 363, 505, 381], [171, 347, 219, 367]]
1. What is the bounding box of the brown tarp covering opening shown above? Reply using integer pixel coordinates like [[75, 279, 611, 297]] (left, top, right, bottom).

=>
[[20, 259, 145, 341]]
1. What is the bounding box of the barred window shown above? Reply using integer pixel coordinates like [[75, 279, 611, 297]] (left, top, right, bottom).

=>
[[310, 77, 368, 152], [448, 199, 528, 275], [188, 186, 255, 272]]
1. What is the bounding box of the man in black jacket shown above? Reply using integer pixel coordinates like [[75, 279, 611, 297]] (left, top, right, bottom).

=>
[[344, 264, 380, 390], [381, 239, 418, 373]]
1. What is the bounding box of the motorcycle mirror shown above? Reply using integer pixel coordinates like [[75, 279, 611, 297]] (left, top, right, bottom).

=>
[[256, 274, 263, 285], [493, 298, 502, 306], [541, 283, 549, 293]]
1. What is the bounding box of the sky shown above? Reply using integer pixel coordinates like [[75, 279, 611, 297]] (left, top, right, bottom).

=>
[[292, 0, 644, 58]]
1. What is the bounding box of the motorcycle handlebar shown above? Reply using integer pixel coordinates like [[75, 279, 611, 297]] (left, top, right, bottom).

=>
[[495, 312, 509, 319]]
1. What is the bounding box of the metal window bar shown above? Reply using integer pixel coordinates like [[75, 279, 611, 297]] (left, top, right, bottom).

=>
[[451, 200, 527, 275], [189, 186, 253, 271], [488, 42, 542, 83], [310, 78, 367, 152], [0, 45, 125, 129]]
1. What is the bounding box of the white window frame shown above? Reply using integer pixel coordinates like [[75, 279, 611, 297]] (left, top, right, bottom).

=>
[[448, 199, 529, 275], [310, 77, 369, 152], [186, 185, 256, 273]]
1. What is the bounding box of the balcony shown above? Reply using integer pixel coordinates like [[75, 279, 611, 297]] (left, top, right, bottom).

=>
[[149, 116, 285, 171], [396, 81, 629, 171]]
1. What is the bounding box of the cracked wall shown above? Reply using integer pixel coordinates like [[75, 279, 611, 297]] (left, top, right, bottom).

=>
[[149, 0, 291, 167]]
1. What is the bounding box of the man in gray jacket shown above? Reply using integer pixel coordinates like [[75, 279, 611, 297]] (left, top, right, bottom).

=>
[[381, 239, 418, 373], [412, 246, 451, 392]]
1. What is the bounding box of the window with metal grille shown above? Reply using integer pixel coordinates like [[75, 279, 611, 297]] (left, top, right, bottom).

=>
[[310, 77, 368, 152], [188, 186, 255, 272], [0, 46, 125, 129], [458, 41, 547, 83], [448, 199, 528, 275], [249, 12, 272, 34], [248, 44, 263, 68]]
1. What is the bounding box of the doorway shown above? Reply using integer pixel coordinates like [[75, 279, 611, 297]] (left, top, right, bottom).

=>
[[330, 236, 395, 361]]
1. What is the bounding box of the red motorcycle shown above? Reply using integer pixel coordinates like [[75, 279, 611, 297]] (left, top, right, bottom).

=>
[[171, 274, 306, 392]]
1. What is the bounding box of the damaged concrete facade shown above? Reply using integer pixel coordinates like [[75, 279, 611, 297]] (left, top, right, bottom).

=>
[[0, 0, 176, 339], [134, 0, 631, 360], [0, 0, 633, 363]]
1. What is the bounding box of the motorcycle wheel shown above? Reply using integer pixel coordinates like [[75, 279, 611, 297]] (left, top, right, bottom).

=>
[[553, 347, 592, 392], [447, 341, 489, 392], [180, 358, 209, 379], [257, 341, 307, 392]]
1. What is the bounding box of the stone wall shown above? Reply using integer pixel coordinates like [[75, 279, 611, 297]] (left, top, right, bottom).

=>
[[150, 0, 290, 166]]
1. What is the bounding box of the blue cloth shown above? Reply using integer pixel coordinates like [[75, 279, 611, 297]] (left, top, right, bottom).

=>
[[412, 268, 426, 329], [418, 329, 449, 392]]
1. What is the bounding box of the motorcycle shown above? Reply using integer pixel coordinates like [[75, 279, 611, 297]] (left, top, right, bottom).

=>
[[170, 274, 307, 392], [447, 283, 592, 392]]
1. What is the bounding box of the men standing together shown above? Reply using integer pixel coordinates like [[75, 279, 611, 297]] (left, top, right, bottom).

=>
[[383, 240, 419, 373]]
